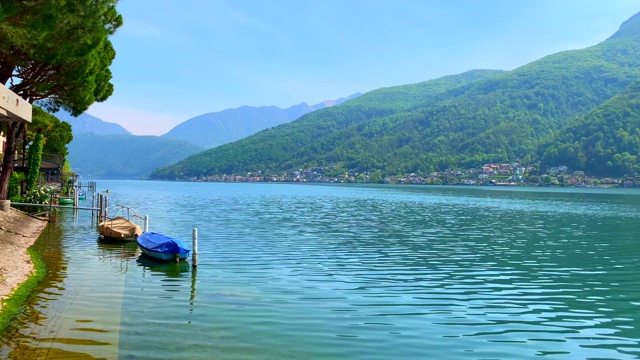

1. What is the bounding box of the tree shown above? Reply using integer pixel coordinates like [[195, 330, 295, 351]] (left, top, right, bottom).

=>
[[26, 132, 44, 193], [29, 106, 73, 157], [0, 0, 122, 199], [369, 170, 383, 183]]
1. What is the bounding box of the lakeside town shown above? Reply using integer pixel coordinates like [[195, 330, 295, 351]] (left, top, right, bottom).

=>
[[183, 162, 637, 187]]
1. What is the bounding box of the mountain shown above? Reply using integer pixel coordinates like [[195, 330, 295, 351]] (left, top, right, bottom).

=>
[[608, 12, 640, 40], [150, 69, 506, 178], [59, 94, 362, 179], [161, 94, 361, 149], [54, 110, 131, 135], [67, 134, 203, 179], [150, 11, 640, 180], [55, 110, 203, 179], [539, 78, 640, 177]]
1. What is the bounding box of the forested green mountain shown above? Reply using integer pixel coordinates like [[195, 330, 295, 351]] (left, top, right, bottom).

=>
[[68, 134, 203, 179], [539, 78, 640, 177], [150, 69, 505, 178], [151, 12, 640, 180], [162, 94, 361, 149]]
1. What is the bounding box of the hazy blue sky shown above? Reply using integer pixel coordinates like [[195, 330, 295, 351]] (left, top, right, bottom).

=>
[[87, 0, 640, 135]]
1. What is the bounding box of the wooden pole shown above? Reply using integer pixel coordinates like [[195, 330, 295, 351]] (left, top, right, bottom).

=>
[[104, 196, 109, 219], [144, 215, 149, 233], [94, 191, 99, 224], [48, 192, 54, 222], [92, 182, 96, 221], [98, 194, 104, 223], [192, 228, 198, 268]]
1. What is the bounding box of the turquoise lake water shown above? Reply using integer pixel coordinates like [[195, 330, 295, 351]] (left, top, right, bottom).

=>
[[1, 181, 640, 359]]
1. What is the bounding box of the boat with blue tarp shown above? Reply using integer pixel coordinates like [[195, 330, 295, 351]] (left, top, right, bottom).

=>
[[137, 231, 191, 262]]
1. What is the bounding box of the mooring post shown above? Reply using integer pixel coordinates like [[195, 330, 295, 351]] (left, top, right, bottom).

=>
[[104, 196, 109, 219], [96, 194, 102, 224], [95, 194, 98, 223], [48, 192, 54, 222], [192, 228, 198, 268], [91, 182, 95, 209], [144, 215, 149, 232], [98, 194, 104, 223], [92, 182, 97, 219]]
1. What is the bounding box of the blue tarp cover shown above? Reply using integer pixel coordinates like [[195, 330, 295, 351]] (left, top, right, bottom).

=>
[[137, 232, 191, 254]]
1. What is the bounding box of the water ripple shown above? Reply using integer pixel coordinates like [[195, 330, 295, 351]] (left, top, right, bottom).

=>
[[1, 182, 639, 359]]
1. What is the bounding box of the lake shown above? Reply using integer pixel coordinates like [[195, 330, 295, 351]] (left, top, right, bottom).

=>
[[1, 181, 640, 359]]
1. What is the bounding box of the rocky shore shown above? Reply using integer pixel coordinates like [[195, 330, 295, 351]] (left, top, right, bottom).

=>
[[0, 208, 48, 311]]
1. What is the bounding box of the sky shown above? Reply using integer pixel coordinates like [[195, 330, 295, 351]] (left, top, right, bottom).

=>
[[86, 0, 640, 136]]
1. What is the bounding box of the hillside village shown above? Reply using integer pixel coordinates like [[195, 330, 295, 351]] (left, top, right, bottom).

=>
[[184, 162, 636, 187]]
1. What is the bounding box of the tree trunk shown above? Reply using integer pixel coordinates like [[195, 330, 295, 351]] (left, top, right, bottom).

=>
[[0, 122, 25, 200]]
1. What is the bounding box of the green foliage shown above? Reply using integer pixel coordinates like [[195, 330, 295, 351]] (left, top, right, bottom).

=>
[[26, 133, 44, 193], [30, 107, 73, 157], [0, 0, 122, 113], [0, 0, 121, 200], [61, 159, 72, 184], [539, 78, 640, 177], [24, 185, 54, 205], [7, 172, 25, 200], [368, 170, 383, 183]]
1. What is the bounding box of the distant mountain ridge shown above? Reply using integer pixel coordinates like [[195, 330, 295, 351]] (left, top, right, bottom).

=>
[[59, 94, 361, 179], [67, 134, 203, 179], [53, 110, 203, 179], [161, 93, 361, 148], [55, 110, 131, 135]]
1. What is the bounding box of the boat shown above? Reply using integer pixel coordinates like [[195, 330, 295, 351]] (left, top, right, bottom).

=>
[[98, 205, 144, 241], [57, 197, 74, 205], [98, 216, 143, 241], [137, 231, 191, 262], [78, 190, 86, 200]]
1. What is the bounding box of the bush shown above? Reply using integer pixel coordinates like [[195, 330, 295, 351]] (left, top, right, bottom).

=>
[[23, 185, 54, 205], [8, 172, 25, 199]]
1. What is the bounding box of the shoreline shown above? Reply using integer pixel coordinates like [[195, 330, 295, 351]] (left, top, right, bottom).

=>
[[0, 208, 48, 314]]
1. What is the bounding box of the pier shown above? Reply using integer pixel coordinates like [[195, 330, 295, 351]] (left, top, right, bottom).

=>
[[10, 181, 111, 225], [11, 181, 197, 268]]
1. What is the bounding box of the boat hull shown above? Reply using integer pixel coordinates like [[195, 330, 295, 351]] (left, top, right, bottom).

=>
[[58, 197, 74, 205], [139, 245, 189, 261]]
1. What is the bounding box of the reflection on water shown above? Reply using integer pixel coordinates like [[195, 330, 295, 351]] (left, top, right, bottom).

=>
[[136, 255, 192, 278], [96, 239, 139, 274], [0, 214, 103, 359], [1, 182, 640, 359]]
